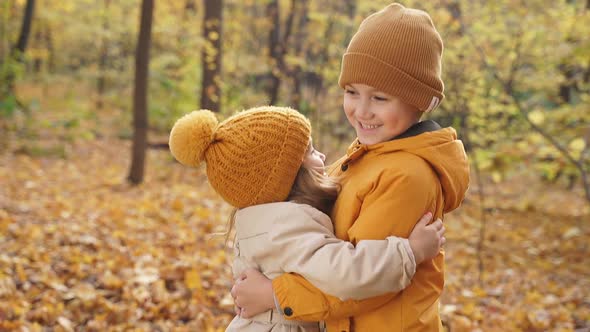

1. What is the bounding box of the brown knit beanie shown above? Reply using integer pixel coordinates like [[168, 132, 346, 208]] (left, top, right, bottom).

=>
[[339, 3, 444, 112], [169, 106, 311, 208]]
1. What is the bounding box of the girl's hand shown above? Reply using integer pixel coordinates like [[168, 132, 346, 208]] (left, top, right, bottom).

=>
[[408, 213, 445, 264], [230, 268, 275, 318]]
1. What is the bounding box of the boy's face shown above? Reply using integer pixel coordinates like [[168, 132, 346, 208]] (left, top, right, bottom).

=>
[[303, 141, 326, 171], [343, 83, 420, 145]]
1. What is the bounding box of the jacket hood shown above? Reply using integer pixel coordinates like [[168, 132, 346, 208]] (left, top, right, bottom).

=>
[[349, 127, 470, 212]]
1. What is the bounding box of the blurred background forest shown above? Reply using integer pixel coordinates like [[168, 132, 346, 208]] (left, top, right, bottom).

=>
[[0, 0, 589, 331]]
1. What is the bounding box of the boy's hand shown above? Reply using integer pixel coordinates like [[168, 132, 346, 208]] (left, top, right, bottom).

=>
[[408, 213, 445, 264], [231, 268, 275, 318]]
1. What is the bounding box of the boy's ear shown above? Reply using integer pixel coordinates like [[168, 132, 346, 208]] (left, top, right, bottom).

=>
[[412, 109, 425, 122], [424, 96, 441, 113]]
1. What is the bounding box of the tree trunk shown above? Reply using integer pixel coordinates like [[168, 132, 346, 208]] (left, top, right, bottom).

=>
[[40, 23, 54, 98], [2, 0, 35, 100], [45, 24, 55, 73], [33, 27, 42, 73], [128, 0, 154, 185], [14, 0, 35, 58], [290, 0, 309, 108], [336, 0, 357, 129], [97, 0, 111, 110], [200, 0, 223, 112], [584, 58, 590, 84], [179, 0, 196, 45], [266, 0, 281, 105], [558, 80, 572, 103], [184, 0, 197, 20], [342, 0, 357, 46]]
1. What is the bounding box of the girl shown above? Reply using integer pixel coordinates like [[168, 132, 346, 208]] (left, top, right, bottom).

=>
[[230, 4, 471, 332], [169, 106, 445, 332]]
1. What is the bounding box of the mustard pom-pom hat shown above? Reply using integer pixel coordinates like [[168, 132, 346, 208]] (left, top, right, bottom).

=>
[[169, 106, 312, 208], [169, 110, 218, 167]]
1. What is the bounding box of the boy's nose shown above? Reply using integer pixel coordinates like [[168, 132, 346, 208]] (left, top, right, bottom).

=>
[[355, 100, 373, 119]]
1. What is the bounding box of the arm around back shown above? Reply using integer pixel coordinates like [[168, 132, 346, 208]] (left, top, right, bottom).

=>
[[269, 203, 416, 300], [272, 167, 438, 321]]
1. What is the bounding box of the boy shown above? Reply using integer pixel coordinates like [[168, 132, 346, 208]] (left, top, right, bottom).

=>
[[232, 4, 470, 331]]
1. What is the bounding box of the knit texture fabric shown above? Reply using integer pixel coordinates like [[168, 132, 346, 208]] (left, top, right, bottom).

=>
[[338, 3, 444, 112], [169, 106, 311, 208]]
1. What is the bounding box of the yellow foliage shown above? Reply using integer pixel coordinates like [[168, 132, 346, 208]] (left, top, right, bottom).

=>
[[185, 269, 203, 291], [171, 198, 184, 212], [2, 1, 589, 330], [528, 110, 545, 125], [568, 138, 585, 159], [0, 140, 588, 330]]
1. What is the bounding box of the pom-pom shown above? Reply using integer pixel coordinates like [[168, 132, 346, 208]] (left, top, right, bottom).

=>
[[169, 110, 218, 167]]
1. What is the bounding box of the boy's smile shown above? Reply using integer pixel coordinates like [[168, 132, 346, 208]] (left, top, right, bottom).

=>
[[343, 84, 421, 145], [359, 123, 380, 129]]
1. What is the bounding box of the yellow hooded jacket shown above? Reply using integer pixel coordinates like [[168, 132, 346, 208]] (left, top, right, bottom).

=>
[[271, 126, 470, 332]]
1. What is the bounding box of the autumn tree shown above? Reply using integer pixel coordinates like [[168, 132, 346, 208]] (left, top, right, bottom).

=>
[[14, 0, 35, 60], [287, 0, 310, 107], [1, 0, 35, 103], [455, 0, 589, 204], [1, 0, 586, 199], [266, 0, 281, 105], [265, 0, 318, 106], [200, 0, 223, 112], [128, 0, 154, 185], [96, 0, 111, 109]]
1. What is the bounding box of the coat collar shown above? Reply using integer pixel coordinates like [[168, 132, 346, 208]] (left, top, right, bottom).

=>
[[340, 120, 443, 171]]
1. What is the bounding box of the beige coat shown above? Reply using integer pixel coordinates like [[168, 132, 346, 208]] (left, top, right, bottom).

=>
[[225, 202, 416, 332]]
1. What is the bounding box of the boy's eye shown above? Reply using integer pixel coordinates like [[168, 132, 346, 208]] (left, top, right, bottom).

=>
[[374, 95, 388, 101], [345, 89, 357, 95]]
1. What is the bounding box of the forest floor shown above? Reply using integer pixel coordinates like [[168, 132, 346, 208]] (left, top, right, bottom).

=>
[[0, 87, 589, 331], [1, 135, 588, 332]]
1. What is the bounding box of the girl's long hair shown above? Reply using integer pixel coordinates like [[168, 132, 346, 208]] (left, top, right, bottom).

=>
[[286, 165, 340, 216], [223, 165, 340, 244]]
